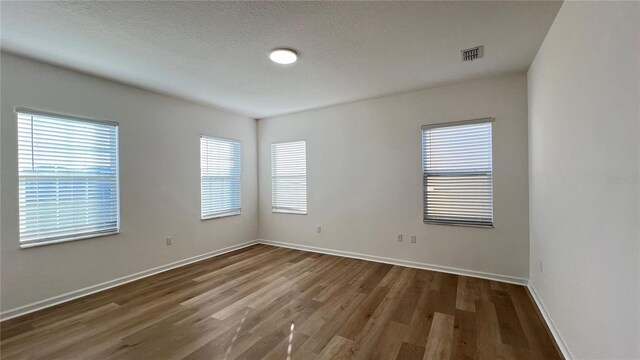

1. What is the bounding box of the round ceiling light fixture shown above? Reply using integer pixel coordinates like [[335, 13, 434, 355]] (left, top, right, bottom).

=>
[[269, 49, 298, 65]]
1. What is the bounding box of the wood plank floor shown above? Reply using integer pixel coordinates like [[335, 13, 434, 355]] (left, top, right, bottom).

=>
[[0, 244, 562, 360]]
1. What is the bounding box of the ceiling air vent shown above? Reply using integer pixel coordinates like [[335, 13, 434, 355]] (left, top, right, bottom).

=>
[[462, 46, 484, 61]]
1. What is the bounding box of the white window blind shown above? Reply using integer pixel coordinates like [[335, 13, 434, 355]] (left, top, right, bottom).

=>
[[422, 119, 493, 227], [200, 136, 241, 219], [272, 141, 307, 214], [17, 109, 120, 248]]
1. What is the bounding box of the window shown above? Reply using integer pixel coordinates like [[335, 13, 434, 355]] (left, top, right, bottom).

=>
[[200, 136, 241, 219], [422, 119, 493, 227], [17, 109, 120, 248], [272, 141, 307, 214]]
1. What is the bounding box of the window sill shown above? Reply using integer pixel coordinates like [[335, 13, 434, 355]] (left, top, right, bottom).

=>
[[20, 230, 120, 249], [424, 220, 493, 228], [272, 209, 307, 215], [201, 212, 241, 221]]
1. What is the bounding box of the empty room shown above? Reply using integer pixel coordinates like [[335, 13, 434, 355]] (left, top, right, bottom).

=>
[[0, 1, 638, 359]]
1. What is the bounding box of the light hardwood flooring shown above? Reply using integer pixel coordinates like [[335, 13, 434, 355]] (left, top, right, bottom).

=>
[[0, 244, 562, 359]]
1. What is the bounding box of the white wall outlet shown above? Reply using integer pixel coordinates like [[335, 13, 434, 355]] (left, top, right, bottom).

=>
[[397, 233, 403, 242], [166, 236, 172, 246], [410, 235, 417, 243], [539, 260, 543, 273], [316, 226, 322, 233]]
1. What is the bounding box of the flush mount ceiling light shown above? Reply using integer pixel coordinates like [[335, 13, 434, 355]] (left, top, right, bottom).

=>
[[269, 49, 298, 65]]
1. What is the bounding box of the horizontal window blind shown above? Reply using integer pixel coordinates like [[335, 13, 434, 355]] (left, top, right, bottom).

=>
[[272, 141, 307, 214], [200, 136, 241, 219], [422, 120, 493, 227], [17, 110, 120, 247]]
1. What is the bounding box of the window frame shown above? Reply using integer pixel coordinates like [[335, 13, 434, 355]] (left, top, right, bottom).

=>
[[271, 140, 308, 215], [421, 118, 494, 228], [199, 135, 242, 220], [16, 107, 121, 249]]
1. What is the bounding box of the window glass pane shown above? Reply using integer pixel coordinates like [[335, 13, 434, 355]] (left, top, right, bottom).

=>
[[422, 121, 493, 226], [18, 111, 120, 246], [272, 141, 307, 214], [200, 136, 241, 219]]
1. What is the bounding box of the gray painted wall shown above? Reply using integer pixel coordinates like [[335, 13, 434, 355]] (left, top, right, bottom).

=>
[[258, 73, 530, 280], [528, 2, 640, 358], [0, 53, 259, 311]]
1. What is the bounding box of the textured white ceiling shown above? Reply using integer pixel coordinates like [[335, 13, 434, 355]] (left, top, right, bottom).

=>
[[0, 1, 561, 118]]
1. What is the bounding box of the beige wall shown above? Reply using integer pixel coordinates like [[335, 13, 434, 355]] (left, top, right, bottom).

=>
[[258, 73, 530, 280], [528, 2, 640, 358], [0, 53, 258, 312]]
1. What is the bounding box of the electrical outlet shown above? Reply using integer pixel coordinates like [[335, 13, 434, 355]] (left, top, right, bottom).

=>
[[166, 236, 172, 246], [539, 260, 543, 273], [410, 235, 417, 243], [397, 233, 403, 242], [317, 226, 322, 233]]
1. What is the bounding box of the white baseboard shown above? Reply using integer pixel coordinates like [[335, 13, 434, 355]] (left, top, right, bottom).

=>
[[527, 282, 574, 360], [257, 239, 528, 286], [0, 240, 259, 322]]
